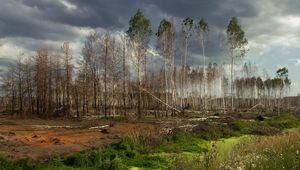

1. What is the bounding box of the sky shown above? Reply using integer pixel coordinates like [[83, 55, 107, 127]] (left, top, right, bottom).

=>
[[0, 0, 299, 95]]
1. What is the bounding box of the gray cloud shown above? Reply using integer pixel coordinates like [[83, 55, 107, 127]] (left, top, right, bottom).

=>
[[0, 0, 258, 64], [0, 0, 77, 41]]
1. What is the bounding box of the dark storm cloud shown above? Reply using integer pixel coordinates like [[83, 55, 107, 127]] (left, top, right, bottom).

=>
[[144, 0, 257, 27], [0, 0, 257, 40], [21, 0, 141, 29], [0, 0, 77, 41], [0, 0, 258, 66]]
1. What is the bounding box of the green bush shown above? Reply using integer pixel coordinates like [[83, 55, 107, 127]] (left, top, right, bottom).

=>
[[0, 156, 14, 170], [267, 114, 300, 129], [110, 157, 126, 170], [48, 155, 64, 167], [0, 156, 40, 170], [164, 154, 204, 170], [63, 153, 89, 167], [156, 131, 205, 153], [88, 149, 103, 168], [115, 137, 138, 158], [15, 158, 39, 170], [229, 120, 259, 133], [125, 155, 167, 169]]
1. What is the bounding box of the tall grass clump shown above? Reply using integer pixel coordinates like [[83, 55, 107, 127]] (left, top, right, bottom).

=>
[[219, 129, 300, 170]]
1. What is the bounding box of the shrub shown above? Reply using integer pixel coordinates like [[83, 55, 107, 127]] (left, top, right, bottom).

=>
[[229, 120, 258, 133], [267, 114, 299, 129], [110, 157, 126, 170], [0, 156, 40, 170], [88, 149, 103, 168], [115, 137, 137, 158], [15, 158, 39, 170], [48, 155, 64, 167], [163, 154, 202, 170], [125, 155, 166, 169], [0, 156, 14, 170], [158, 131, 205, 153], [63, 153, 89, 167]]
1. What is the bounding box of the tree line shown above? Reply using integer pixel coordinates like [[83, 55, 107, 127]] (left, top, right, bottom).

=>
[[0, 9, 291, 118]]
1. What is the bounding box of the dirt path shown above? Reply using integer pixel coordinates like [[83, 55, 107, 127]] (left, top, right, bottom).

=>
[[0, 115, 158, 162]]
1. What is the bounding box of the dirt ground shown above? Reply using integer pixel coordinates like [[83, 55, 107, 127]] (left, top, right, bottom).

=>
[[0, 115, 158, 162]]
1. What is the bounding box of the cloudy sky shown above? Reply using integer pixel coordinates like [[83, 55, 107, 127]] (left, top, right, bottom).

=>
[[0, 0, 299, 95]]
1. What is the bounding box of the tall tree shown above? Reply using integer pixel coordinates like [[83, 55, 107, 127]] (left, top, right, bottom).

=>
[[82, 31, 101, 112], [227, 17, 248, 111], [156, 18, 175, 117], [126, 9, 152, 118], [276, 67, 291, 114], [62, 42, 73, 116], [196, 18, 209, 111], [181, 17, 193, 109]]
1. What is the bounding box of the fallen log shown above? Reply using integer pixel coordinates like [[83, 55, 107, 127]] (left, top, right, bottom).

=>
[[89, 125, 109, 129], [247, 103, 265, 112], [31, 125, 77, 129]]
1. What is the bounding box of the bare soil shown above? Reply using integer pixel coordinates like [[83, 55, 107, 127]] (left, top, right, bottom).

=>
[[0, 115, 158, 162]]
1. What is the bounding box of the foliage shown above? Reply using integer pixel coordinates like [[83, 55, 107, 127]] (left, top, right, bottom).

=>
[[0, 156, 40, 170], [154, 131, 206, 153], [228, 113, 300, 135], [227, 17, 248, 57], [156, 19, 172, 37], [126, 9, 152, 40], [266, 113, 299, 129]]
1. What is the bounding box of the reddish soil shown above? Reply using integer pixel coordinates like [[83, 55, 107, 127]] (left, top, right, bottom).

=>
[[0, 115, 158, 162]]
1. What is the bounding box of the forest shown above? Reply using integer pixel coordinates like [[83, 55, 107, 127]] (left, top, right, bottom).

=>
[[0, 9, 292, 118]]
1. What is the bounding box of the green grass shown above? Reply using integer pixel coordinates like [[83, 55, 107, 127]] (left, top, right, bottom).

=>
[[153, 131, 207, 153], [228, 113, 300, 135], [266, 114, 300, 129]]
